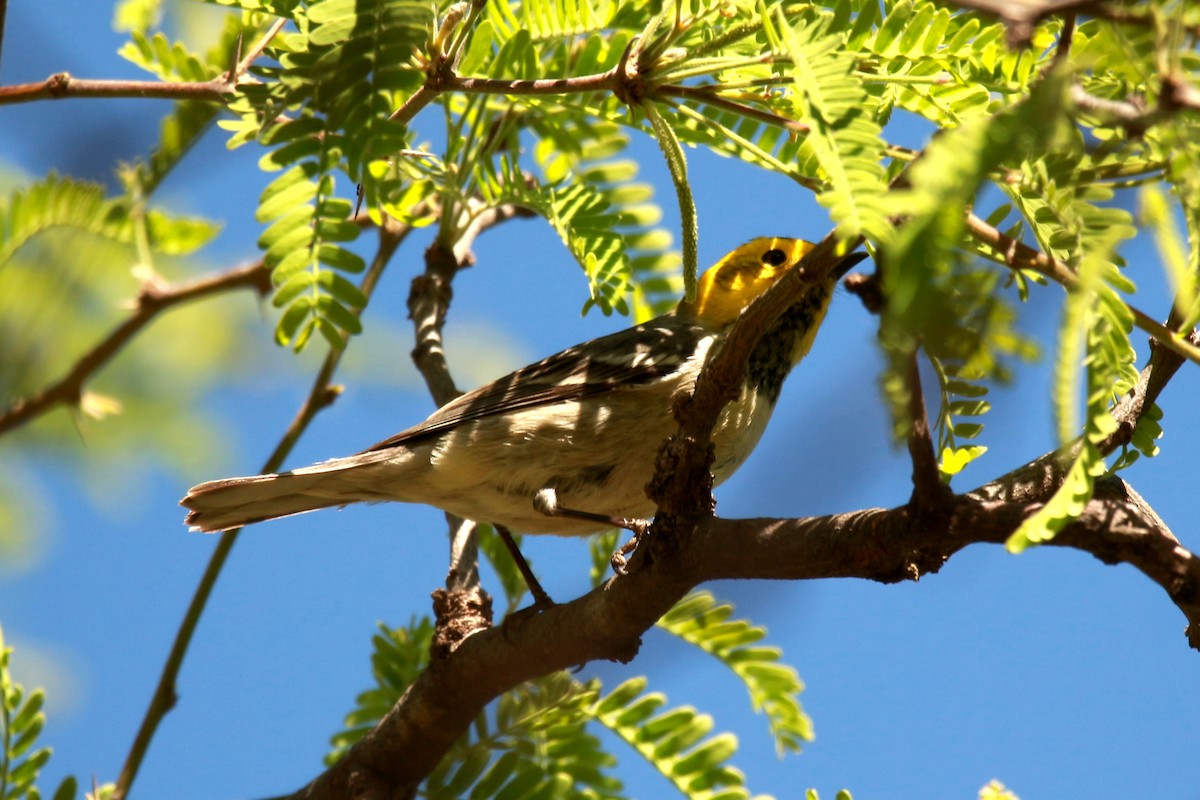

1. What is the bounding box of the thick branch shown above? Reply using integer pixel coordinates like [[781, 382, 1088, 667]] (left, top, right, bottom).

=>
[[0, 260, 271, 437], [287, 466, 1198, 800], [698, 480, 1199, 643], [283, 212, 1200, 798], [293, 551, 694, 800], [683, 236, 855, 442]]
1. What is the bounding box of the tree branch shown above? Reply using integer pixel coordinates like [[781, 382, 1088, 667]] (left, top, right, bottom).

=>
[[659, 84, 810, 133], [0, 260, 271, 437], [698, 478, 1200, 645], [964, 210, 1200, 367], [1, 18, 283, 108], [0, 73, 235, 106], [286, 466, 1199, 800], [407, 202, 535, 618], [903, 348, 954, 512], [282, 223, 1200, 798], [928, 0, 1200, 47], [406, 201, 536, 410], [230, 17, 287, 83]]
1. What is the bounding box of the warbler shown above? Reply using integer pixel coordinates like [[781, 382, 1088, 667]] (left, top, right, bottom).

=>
[[182, 237, 861, 535]]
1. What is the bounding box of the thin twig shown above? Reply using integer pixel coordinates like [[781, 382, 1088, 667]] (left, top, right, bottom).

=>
[[904, 349, 951, 511], [406, 201, 533, 606], [453, 72, 616, 97], [112, 222, 410, 800], [2, 17, 282, 107], [0, 73, 233, 105], [1053, 13, 1076, 66], [233, 17, 287, 81], [1069, 84, 1158, 133], [0, 260, 271, 437], [964, 211, 1200, 367], [933, 0, 1111, 46], [0, 0, 8, 76], [388, 68, 619, 124], [1097, 271, 1200, 453], [659, 84, 809, 134]]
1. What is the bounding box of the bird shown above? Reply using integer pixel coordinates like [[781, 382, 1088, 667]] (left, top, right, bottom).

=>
[[181, 237, 862, 537]]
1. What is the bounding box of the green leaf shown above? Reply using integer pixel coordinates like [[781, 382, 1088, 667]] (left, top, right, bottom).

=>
[[880, 66, 1069, 452], [0, 629, 59, 800], [118, 31, 215, 82], [50, 775, 78, 800], [940, 445, 987, 477], [0, 174, 135, 267], [659, 592, 811, 756], [1142, 184, 1200, 331], [476, 159, 636, 315], [143, 211, 220, 256], [326, 620, 435, 764], [423, 674, 620, 800], [770, 11, 890, 242], [487, 0, 615, 42], [593, 678, 760, 800], [274, 295, 314, 347]]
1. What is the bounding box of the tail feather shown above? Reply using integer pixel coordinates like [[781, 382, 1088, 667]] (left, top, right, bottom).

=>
[[181, 451, 400, 532]]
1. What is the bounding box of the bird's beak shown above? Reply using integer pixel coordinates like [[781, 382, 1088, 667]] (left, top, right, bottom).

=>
[[832, 251, 869, 279]]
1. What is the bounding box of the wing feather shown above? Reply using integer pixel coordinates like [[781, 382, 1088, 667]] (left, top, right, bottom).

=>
[[363, 315, 710, 452]]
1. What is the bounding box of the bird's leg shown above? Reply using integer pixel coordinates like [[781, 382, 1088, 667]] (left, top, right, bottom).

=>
[[533, 488, 650, 576], [493, 524, 555, 608], [607, 526, 650, 576]]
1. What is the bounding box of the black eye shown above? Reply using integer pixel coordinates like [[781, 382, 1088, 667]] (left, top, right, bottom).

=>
[[762, 248, 787, 266]]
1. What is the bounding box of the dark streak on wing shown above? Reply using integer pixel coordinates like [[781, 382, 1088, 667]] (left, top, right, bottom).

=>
[[361, 316, 710, 453]]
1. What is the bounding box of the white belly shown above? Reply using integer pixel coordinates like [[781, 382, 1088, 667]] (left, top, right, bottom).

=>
[[376, 377, 777, 535]]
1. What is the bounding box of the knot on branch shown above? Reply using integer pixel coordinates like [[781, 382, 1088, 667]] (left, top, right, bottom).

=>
[[862, 506, 949, 584], [431, 586, 492, 658], [407, 273, 453, 327], [316, 384, 344, 412], [612, 38, 648, 107], [135, 277, 170, 311], [47, 72, 72, 96], [422, 51, 458, 93]]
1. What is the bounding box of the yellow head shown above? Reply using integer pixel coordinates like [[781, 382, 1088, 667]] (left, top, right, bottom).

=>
[[680, 237, 818, 327]]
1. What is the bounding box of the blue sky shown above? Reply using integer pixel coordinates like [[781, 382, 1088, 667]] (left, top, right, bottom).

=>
[[2, 3, 1199, 799]]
